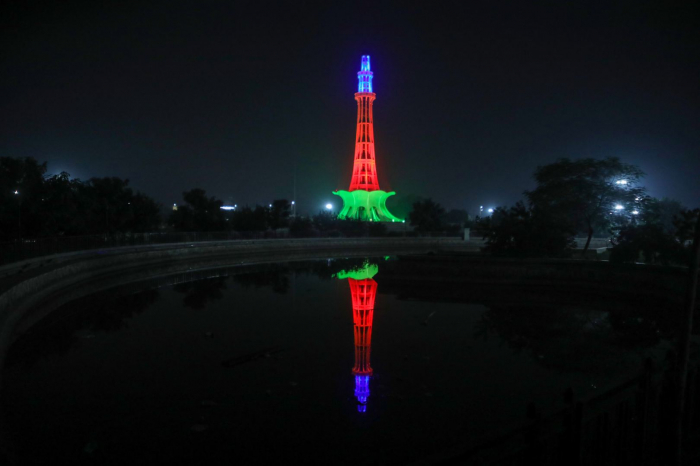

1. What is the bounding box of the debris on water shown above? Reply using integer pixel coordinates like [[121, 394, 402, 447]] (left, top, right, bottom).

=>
[[200, 400, 217, 407], [221, 347, 284, 368], [191, 424, 208, 432], [83, 442, 98, 454], [421, 311, 436, 326]]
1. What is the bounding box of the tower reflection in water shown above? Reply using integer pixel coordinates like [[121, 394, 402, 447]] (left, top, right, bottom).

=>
[[335, 262, 379, 413]]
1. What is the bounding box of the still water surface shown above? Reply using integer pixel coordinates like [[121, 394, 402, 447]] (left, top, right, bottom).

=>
[[1, 258, 669, 464]]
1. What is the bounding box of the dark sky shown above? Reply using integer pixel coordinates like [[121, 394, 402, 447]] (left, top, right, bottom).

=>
[[2, 0, 698, 214]]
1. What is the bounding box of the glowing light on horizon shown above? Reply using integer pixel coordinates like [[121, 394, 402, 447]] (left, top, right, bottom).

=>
[[614, 204, 624, 210]]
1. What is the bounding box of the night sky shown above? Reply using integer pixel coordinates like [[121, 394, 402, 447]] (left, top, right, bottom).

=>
[[2, 1, 698, 215]]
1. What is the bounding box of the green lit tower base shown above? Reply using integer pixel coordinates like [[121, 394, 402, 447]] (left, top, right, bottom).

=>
[[333, 189, 403, 222], [334, 55, 403, 223]]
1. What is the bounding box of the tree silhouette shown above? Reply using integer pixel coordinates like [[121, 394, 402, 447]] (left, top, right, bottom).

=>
[[170, 188, 226, 231], [525, 157, 646, 255], [408, 198, 445, 233]]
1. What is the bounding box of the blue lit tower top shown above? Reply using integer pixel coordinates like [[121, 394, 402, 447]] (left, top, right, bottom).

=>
[[357, 55, 373, 93]]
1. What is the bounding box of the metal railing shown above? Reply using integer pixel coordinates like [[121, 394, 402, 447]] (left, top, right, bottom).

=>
[[428, 353, 700, 465]]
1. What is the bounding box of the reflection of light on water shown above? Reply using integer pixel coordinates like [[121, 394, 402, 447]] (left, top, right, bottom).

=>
[[354, 375, 370, 412], [338, 261, 378, 414]]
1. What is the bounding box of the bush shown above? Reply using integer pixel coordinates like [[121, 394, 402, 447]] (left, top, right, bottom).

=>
[[289, 217, 313, 237], [368, 222, 387, 237], [610, 208, 698, 266], [482, 202, 576, 258]]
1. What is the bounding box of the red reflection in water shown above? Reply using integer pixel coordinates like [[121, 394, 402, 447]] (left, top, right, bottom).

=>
[[349, 277, 377, 412]]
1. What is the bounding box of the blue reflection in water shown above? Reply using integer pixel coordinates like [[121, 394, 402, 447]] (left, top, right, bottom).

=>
[[355, 375, 371, 412]]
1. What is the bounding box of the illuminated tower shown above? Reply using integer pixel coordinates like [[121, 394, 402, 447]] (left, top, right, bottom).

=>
[[336, 262, 379, 412], [333, 56, 403, 222], [350, 56, 379, 191]]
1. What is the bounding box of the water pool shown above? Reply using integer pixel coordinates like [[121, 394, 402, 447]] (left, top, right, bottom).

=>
[[1, 258, 671, 464]]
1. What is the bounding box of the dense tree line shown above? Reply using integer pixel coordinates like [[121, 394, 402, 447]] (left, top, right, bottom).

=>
[[4, 156, 695, 258], [168, 191, 294, 233], [1, 157, 160, 240]]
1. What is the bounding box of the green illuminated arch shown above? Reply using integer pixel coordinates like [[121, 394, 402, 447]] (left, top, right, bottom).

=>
[[332, 189, 404, 222]]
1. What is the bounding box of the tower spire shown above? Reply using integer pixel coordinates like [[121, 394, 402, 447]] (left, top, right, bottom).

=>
[[357, 55, 373, 93]]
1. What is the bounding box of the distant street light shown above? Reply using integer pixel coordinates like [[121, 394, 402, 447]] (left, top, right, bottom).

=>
[[614, 204, 624, 210], [487, 208, 494, 213], [615, 179, 628, 185], [325, 203, 333, 210], [632, 210, 640, 215]]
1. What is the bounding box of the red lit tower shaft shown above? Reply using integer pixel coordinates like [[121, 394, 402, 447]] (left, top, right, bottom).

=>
[[350, 93, 380, 191], [349, 278, 376, 376]]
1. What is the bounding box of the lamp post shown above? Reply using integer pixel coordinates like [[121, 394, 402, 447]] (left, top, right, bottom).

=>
[[14, 190, 21, 241]]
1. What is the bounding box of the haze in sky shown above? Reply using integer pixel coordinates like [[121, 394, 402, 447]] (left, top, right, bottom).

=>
[[2, 1, 698, 214]]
